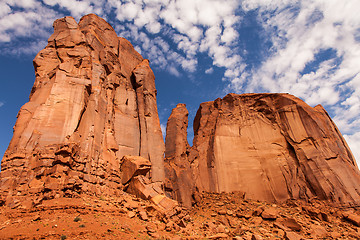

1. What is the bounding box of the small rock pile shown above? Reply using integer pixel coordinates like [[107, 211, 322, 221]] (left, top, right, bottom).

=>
[[182, 192, 360, 239], [1, 189, 360, 239], [120, 155, 190, 231]]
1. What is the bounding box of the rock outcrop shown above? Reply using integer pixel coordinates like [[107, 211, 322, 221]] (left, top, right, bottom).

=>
[[164, 104, 196, 208], [0, 14, 164, 208], [165, 93, 360, 207]]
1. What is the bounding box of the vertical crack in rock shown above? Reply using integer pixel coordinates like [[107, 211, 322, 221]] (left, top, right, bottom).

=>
[[132, 60, 165, 182], [0, 14, 164, 208]]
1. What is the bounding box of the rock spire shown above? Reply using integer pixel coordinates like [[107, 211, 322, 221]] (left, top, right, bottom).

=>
[[0, 14, 164, 208]]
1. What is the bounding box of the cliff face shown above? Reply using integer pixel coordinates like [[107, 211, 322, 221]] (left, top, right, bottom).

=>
[[0, 14, 164, 207], [165, 93, 360, 207]]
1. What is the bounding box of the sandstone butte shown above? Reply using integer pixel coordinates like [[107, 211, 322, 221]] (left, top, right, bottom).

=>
[[1, 13, 360, 214], [0, 14, 165, 208], [164, 94, 360, 209]]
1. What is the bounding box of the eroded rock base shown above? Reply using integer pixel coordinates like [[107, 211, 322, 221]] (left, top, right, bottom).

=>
[[1, 192, 360, 239]]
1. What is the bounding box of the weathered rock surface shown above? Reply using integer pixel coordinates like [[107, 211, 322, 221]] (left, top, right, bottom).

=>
[[1, 191, 360, 239], [166, 93, 360, 207], [0, 14, 164, 207], [121, 155, 186, 225], [120, 155, 151, 185], [164, 103, 195, 208]]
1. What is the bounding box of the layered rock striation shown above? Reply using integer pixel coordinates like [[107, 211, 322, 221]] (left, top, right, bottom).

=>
[[165, 93, 360, 207], [0, 14, 164, 207]]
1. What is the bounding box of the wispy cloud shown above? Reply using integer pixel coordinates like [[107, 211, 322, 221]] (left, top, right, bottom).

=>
[[0, 102, 4, 107], [160, 123, 166, 139], [238, 0, 360, 133], [205, 67, 214, 74], [344, 133, 360, 166]]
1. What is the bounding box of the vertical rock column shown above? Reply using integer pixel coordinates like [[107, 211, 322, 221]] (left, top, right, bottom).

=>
[[132, 60, 165, 182], [0, 14, 165, 208], [164, 104, 194, 208]]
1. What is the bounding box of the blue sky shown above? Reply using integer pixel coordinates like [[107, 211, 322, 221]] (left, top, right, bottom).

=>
[[0, 0, 359, 165]]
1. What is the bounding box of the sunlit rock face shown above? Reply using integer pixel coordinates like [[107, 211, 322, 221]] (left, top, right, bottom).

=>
[[164, 103, 195, 208], [165, 93, 360, 207], [0, 14, 165, 208]]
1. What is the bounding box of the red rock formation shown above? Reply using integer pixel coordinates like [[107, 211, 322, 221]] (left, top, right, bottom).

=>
[[0, 14, 164, 208], [120, 155, 181, 219], [166, 93, 360, 207], [164, 104, 195, 208], [1, 13, 359, 212]]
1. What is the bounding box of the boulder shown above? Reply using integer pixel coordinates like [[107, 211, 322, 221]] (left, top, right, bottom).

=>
[[284, 231, 302, 240], [261, 207, 278, 220], [126, 175, 163, 200], [343, 211, 360, 227], [120, 155, 151, 185], [277, 217, 302, 231]]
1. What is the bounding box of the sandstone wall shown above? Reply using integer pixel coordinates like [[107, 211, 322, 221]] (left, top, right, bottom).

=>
[[0, 14, 164, 208], [165, 93, 360, 207]]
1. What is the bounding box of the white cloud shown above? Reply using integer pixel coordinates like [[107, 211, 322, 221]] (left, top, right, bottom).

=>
[[0, 102, 4, 107], [233, 0, 360, 151], [43, 0, 97, 18], [221, 27, 238, 44], [121, 2, 140, 20], [6, 0, 38, 9], [167, 65, 180, 77], [0, 2, 11, 18], [344, 133, 360, 166], [160, 123, 166, 138], [0, 1, 61, 44], [205, 67, 214, 74]]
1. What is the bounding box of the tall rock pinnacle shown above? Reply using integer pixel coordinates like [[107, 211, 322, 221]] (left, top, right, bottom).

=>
[[0, 14, 164, 207], [164, 104, 195, 208]]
